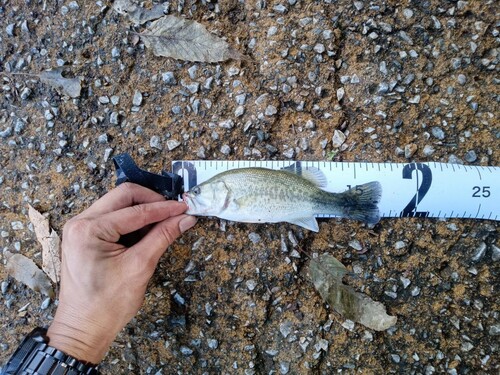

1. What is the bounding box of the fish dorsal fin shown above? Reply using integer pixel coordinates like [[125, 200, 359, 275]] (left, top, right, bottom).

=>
[[288, 216, 320, 232], [282, 164, 327, 188]]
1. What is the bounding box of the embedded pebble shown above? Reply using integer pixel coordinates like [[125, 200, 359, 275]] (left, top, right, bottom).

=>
[[423, 145, 435, 156], [265, 105, 278, 116], [40, 297, 51, 310], [331, 130, 346, 148], [162, 72, 177, 85], [248, 232, 261, 244], [431, 127, 445, 140], [167, 139, 180, 151], [132, 90, 143, 106], [246, 279, 257, 291], [464, 150, 477, 163], [279, 321, 292, 338], [220, 144, 231, 155], [150, 136, 162, 150]]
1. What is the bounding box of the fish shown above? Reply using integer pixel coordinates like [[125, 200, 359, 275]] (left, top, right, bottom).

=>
[[182, 166, 382, 232]]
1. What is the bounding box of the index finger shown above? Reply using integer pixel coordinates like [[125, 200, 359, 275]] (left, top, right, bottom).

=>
[[94, 200, 189, 242], [83, 183, 167, 216]]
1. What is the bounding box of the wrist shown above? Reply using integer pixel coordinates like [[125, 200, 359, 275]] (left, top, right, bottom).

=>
[[47, 303, 116, 364]]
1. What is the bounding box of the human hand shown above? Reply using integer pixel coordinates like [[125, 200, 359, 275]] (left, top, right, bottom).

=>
[[46, 183, 197, 364]]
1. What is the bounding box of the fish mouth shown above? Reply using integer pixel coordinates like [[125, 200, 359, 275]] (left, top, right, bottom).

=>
[[182, 193, 194, 213]]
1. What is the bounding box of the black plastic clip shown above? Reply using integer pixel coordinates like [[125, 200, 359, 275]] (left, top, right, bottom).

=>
[[112, 153, 184, 200]]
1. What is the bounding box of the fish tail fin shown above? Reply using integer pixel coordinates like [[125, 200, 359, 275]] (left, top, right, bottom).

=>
[[338, 181, 382, 224]]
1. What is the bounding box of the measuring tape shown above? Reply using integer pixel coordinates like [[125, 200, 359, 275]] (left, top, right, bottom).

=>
[[172, 161, 499, 221]]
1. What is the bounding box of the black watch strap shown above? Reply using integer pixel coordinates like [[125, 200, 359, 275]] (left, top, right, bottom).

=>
[[1, 327, 98, 375]]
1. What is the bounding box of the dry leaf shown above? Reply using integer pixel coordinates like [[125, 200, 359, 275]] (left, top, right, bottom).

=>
[[309, 254, 397, 331], [113, 0, 168, 24], [28, 205, 61, 284], [140, 15, 244, 63], [39, 68, 82, 98], [5, 252, 54, 298]]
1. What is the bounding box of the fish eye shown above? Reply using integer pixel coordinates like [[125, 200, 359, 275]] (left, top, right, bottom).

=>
[[192, 186, 201, 195]]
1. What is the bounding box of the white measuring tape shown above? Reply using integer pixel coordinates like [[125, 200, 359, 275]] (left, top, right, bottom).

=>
[[172, 161, 499, 221]]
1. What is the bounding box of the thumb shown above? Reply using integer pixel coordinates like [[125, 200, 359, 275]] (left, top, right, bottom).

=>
[[132, 214, 197, 268]]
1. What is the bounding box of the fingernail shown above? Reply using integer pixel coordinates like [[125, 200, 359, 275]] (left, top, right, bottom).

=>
[[179, 215, 197, 233]]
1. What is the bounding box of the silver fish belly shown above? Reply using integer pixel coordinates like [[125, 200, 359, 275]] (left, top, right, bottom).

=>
[[183, 167, 381, 232]]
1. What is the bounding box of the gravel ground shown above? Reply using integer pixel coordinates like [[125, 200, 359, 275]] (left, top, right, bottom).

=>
[[1, 0, 499, 374]]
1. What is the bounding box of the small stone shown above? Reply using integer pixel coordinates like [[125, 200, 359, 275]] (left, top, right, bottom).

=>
[[279, 362, 290, 374], [411, 286, 420, 296], [236, 94, 247, 105], [472, 242, 486, 261], [110, 112, 119, 125], [68, 1, 80, 10], [431, 127, 445, 140], [378, 82, 389, 94], [342, 320, 355, 331], [98, 96, 110, 104], [267, 26, 278, 37], [187, 65, 198, 79], [313, 44, 325, 54], [235, 106, 245, 117], [132, 90, 143, 106], [448, 154, 463, 164], [265, 105, 278, 116], [111, 95, 120, 105], [461, 342, 474, 352], [336, 87, 345, 101], [246, 279, 257, 291], [400, 277, 411, 289], [11, 221, 24, 230], [14, 119, 25, 134], [348, 239, 363, 251], [98, 133, 108, 144], [331, 130, 346, 148], [20, 87, 32, 100], [111, 47, 120, 58], [405, 144, 417, 159], [6, 24, 15, 37], [167, 139, 181, 151], [273, 4, 288, 13], [394, 241, 406, 250], [464, 150, 477, 163], [0, 127, 12, 138], [171, 106, 182, 115], [207, 339, 218, 349], [279, 321, 293, 338], [219, 119, 235, 129], [391, 354, 401, 363], [180, 346, 193, 356], [220, 145, 231, 155], [248, 232, 261, 244], [491, 245, 500, 262], [162, 72, 177, 85], [1, 281, 9, 294], [283, 148, 295, 159], [403, 8, 414, 18], [489, 324, 500, 336], [457, 74, 467, 85], [150, 136, 162, 150], [423, 145, 435, 156], [40, 297, 51, 310], [353, 1, 364, 10], [408, 95, 421, 104]]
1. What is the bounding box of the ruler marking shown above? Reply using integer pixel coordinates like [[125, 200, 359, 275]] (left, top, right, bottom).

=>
[[353, 163, 357, 179], [451, 164, 456, 172], [475, 166, 482, 180], [475, 204, 482, 219], [390, 163, 393, 172]]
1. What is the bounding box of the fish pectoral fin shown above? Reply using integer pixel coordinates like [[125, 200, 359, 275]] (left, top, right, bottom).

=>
[[288, 216, 319, 232]]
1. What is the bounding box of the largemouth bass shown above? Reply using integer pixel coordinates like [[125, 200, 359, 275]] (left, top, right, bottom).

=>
[[183, 166, 382, 232]]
